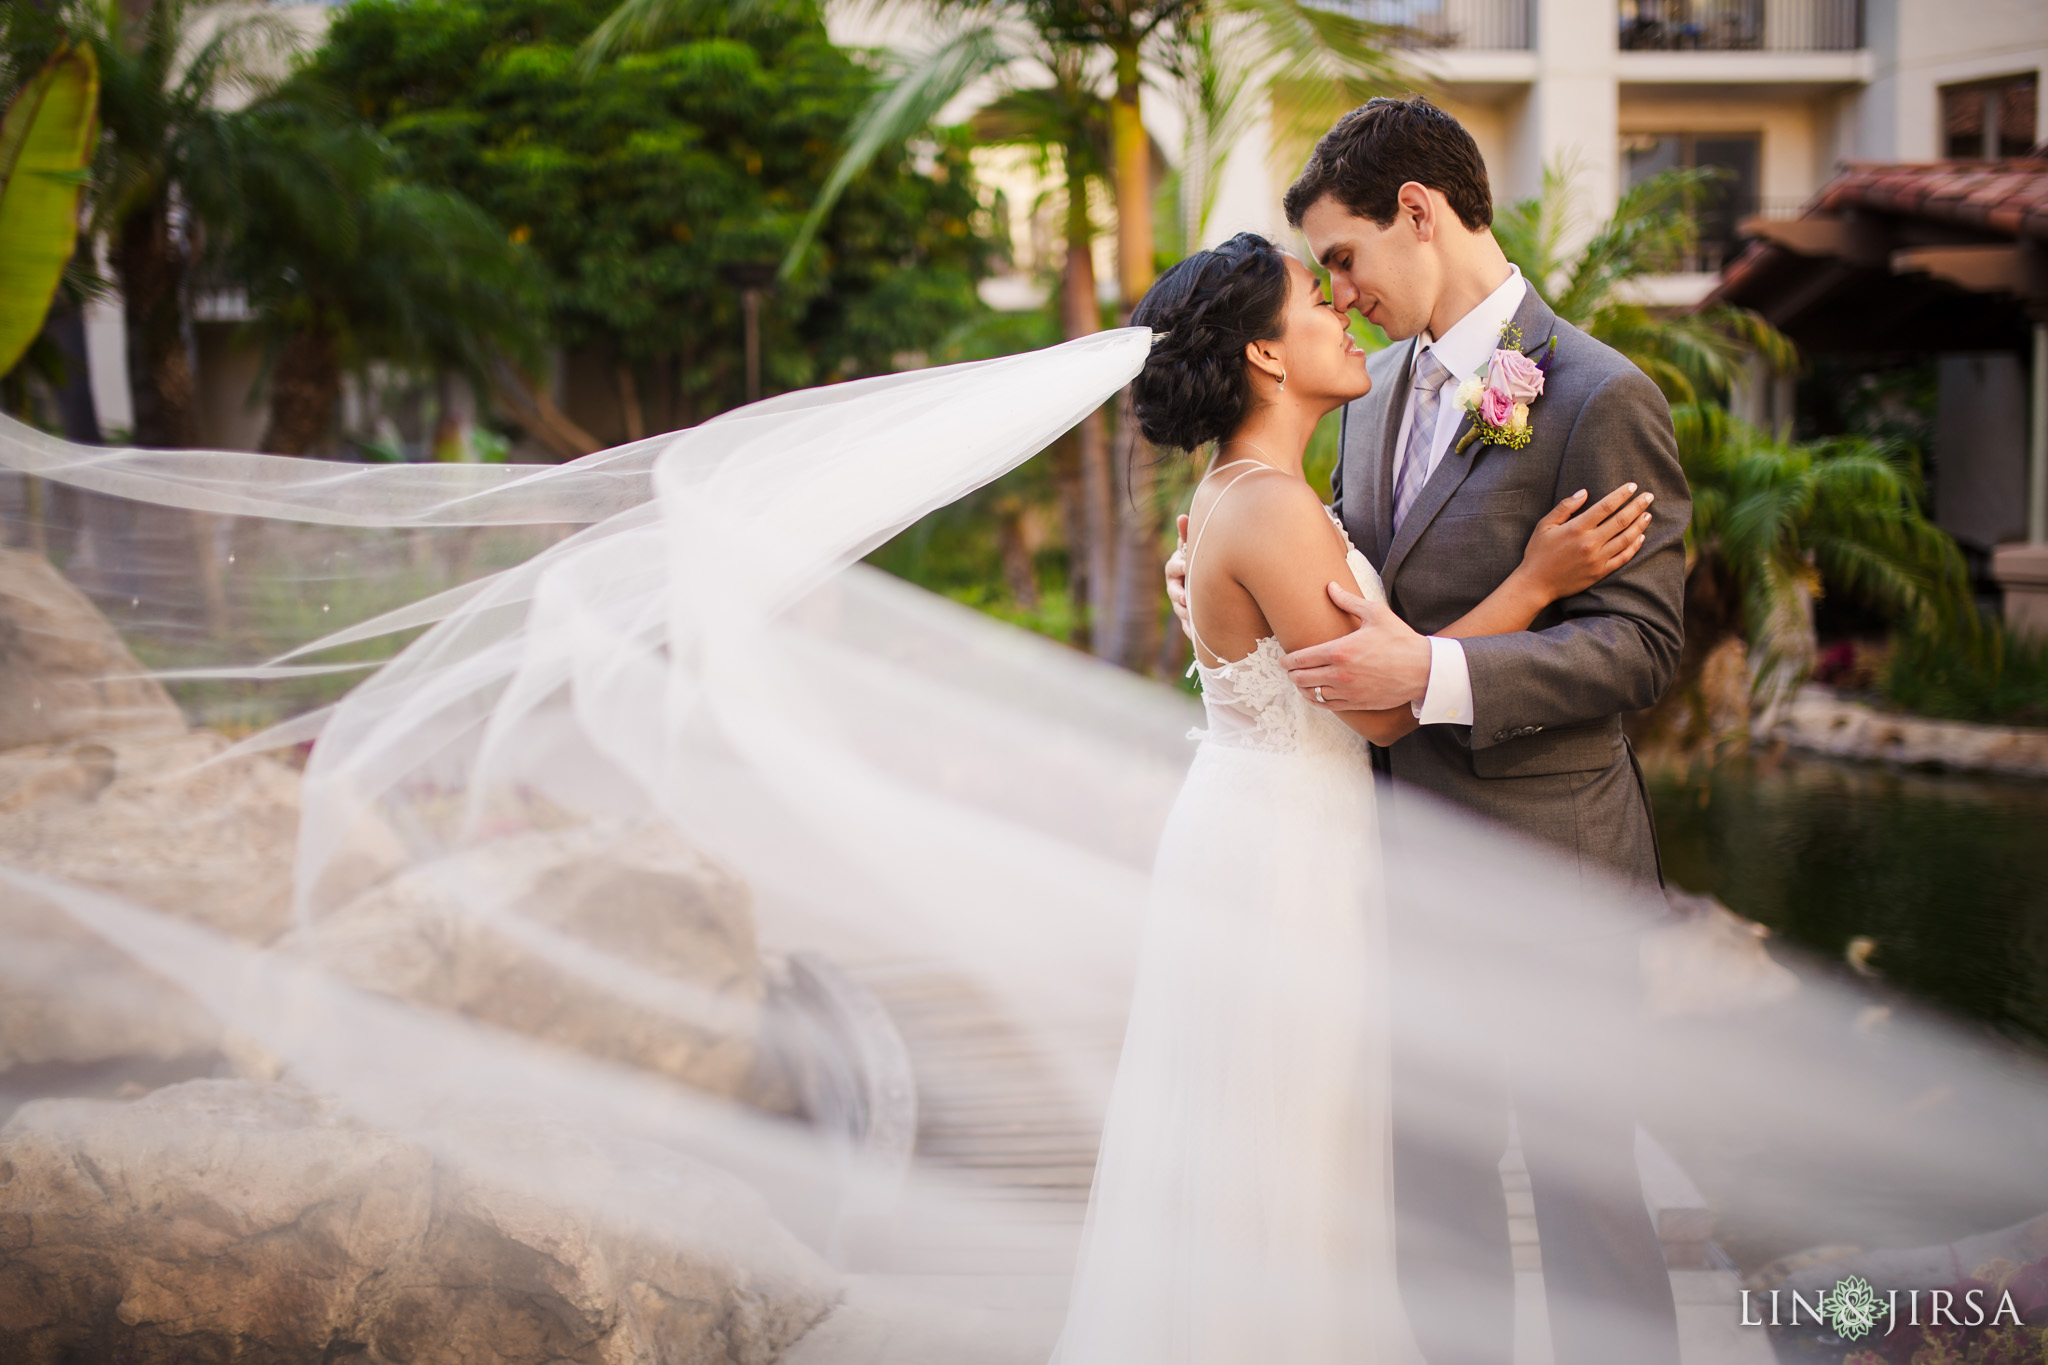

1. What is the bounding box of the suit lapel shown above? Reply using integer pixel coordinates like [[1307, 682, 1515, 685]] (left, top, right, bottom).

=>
[[1379, 287, 1561, 593]]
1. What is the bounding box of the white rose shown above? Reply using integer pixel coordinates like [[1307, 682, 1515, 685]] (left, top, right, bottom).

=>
[[1509, 402, 1531, 432], [1453, 377, 1485, 412]]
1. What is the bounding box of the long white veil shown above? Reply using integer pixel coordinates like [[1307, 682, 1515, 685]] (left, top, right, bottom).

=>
[[2, 328, 2045, 1363]]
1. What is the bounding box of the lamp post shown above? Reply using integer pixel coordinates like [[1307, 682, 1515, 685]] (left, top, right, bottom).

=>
[[719, 262, 777, 405]]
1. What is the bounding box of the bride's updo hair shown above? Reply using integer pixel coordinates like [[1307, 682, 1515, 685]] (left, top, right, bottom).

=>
[[1129, 232, 1289, 452]]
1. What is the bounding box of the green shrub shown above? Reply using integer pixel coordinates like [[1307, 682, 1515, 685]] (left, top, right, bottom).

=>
[[1884, 617, 2048, 729]]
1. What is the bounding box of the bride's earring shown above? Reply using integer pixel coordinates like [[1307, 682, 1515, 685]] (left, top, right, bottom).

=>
[[1278, 371, 1287, 391]]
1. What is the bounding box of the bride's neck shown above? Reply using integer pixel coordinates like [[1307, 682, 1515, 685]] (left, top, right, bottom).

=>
[[1218, 400, 1322, 477]]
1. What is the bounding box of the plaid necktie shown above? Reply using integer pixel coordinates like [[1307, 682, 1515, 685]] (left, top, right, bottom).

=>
[[1394, 347, 1450, 535]]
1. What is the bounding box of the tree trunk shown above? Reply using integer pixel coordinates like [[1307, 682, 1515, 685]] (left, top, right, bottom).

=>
[[113, 199, 199, 448], [43, 286, 102, 445], [1109, 46, 1152, 317], [111, 201, 224, 632], [615, 361, 645, 442], [1060, 168, 1115, 657], [491, 356, 599, 460], [259, 328, 342, 455], [995, 495, 1040, 611], [432, 370, 478, 462], [1105, 45, 1164, 673]]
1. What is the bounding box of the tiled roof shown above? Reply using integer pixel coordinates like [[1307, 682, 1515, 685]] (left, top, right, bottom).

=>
[[1811, 156, 2048, 239]]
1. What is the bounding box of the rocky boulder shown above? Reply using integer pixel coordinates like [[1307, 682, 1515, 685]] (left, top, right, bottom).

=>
[[286, 823, 767, 1102], [0, 730, 301, 944], [0, 731, 318, 1078], [0, 1078, 839, 1364], [0, 548, 185, 750]]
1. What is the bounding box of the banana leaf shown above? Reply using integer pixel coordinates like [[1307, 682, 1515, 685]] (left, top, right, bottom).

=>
[[0, 43, 101, 378]]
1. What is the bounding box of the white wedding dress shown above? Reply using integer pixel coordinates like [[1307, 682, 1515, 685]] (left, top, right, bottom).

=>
[[1052, 464, 1426, 1365]]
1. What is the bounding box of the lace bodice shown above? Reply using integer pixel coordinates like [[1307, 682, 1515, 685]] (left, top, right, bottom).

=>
[[1185, 477, 1385, 760]]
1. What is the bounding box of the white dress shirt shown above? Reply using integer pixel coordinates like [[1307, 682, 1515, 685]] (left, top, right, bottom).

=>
[[1396, 265, 1528, 727]]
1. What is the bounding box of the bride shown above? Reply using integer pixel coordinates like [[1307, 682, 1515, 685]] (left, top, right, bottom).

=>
[[1050, 233, 1652, 1364]]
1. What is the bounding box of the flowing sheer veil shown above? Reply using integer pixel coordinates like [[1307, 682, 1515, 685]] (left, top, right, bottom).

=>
[[1, 327, 2046, 1362]]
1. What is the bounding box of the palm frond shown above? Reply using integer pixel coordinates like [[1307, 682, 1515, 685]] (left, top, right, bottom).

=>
[[1158, 15, 1256, 246], [780, 20, 1015, 280], [1214, 0, 1405, 151]]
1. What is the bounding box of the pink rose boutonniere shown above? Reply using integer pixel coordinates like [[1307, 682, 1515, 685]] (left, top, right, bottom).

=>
[[1454, 327, 1557, 455]]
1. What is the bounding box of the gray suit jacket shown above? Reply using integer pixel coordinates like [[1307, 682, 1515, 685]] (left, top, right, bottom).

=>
[[1334, 286, 1690, 889]]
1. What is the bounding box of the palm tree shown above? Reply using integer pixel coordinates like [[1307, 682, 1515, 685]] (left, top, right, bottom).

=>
[[217, 95, 546, 455], [1635, 401, 1976, 754], [80, 0, 298, 447], [1495, 162, 1795, 408]]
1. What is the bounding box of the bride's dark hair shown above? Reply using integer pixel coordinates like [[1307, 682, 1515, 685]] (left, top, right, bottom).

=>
[[1128, 232, 1289, 453]]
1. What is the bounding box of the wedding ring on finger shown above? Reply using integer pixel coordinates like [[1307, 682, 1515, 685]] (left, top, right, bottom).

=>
[[1315, 686, 1326, 705]]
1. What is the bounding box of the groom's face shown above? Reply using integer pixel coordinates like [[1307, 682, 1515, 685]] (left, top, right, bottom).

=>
[[1297, 194, 1436, 343]]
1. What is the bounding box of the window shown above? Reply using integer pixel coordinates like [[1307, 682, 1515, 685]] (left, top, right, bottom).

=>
[[1621, 132, 1761, 273], [1941, 74, 2038, 161]]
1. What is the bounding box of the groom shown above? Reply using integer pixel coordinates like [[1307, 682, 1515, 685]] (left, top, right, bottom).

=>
[[1167, 97, 1688, 1365]]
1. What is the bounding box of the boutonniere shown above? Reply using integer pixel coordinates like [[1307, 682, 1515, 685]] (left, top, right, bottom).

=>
[[1452, 325, 1557, 455]]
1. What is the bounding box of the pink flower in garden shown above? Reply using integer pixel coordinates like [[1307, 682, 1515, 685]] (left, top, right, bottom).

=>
[[1479, 384, 1515, 427], [1488, 347, 1545, 403]]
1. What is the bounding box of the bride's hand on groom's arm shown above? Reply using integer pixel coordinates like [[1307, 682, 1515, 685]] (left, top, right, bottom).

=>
[[1514, 483, 1654, 607], [1164, 514, 1192, 634]]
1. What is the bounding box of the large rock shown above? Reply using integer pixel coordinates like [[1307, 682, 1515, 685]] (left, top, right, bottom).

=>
[[0, 731, 317, 1077], [0, 548, 185, 750], [0, 1078, 838, 1364], [0, 875, 222, 1078], [0, 731, 301, 944], [1773, 683, 2048, 779], [285, 823, 767, 1102]]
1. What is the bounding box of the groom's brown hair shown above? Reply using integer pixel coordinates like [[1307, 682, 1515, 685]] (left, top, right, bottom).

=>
[[1282, 96, 1493, 232]]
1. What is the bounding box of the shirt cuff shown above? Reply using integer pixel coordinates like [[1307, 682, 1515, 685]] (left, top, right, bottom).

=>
[[1410, 636, 1474, 725]]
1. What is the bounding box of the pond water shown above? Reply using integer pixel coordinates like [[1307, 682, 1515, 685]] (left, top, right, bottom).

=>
[[1647, 749, 2048, 1051], [1641, 750, 2048, 1280]]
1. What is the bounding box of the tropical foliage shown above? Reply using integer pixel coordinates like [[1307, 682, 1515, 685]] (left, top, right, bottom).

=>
[[75, 0, 307, 446], [215, 97, 548, 454], [1496, 162, 1795, 407], [0, 42, 98, 379], [1884, 617, 2048, 730], [312, 0, 998, 432], [1664, 401, 1976, 725]]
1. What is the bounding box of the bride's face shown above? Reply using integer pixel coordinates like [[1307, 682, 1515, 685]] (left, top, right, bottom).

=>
[[1253, 255, 1372, 412]]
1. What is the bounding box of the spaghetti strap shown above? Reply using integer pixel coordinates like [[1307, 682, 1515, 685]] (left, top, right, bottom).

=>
[[1184, 461, 1284, 667]]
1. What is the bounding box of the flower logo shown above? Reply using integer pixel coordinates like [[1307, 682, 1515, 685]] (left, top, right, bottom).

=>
[[1822, 1275, 1883, 1342]]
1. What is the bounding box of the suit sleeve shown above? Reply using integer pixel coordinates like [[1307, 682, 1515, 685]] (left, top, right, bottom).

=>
[[1457, 365, 1690, 750]]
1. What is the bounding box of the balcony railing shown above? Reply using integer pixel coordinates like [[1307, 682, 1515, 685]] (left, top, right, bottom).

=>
[[1354, 0, 1531, 51], [1618, 0, 1864, 52]]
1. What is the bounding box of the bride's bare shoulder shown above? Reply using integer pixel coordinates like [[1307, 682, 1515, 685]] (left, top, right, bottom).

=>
[[1197, 469, 1342, 558]]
